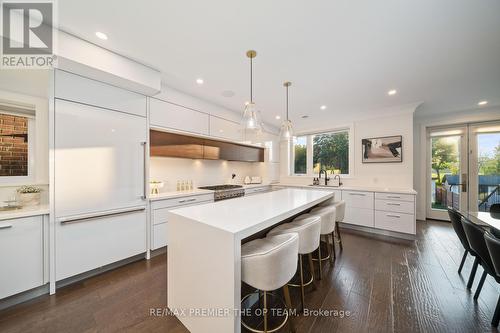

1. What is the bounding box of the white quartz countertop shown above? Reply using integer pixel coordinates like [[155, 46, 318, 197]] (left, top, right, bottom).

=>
[[275, 183, 417, 195], [169, 188, 333, 239], [0, 204, 49, 221]]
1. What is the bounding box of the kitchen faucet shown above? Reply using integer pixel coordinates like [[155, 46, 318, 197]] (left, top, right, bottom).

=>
[[319, 169, 330, 186]]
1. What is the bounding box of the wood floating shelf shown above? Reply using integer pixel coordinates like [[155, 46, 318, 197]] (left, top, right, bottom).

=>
[[149, 130, 264, 162]]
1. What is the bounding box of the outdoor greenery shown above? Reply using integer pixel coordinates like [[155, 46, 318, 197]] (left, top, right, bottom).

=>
[[294, 140, 307, 174], [478, 143, 500, 175], [431, 137, 459, 185], [313, 132, 349, 174]]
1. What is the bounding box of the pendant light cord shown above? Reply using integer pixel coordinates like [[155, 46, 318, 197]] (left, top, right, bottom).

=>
[[250, 56, 253, 103], [286, 84, 289, 121]]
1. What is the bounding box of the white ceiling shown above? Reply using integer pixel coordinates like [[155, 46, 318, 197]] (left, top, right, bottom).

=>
[[58, 0, 500, 130]]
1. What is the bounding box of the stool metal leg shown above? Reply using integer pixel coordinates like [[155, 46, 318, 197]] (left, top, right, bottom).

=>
[[263, 291, 268, 333], [336, 222, 343, 250], [282, 285, 295, 333], [307, 253, 317, 291], [318, 242, 323, 280], [299, 254, 305, 312], [326, 234, 333, 264], [493, 295, 500, 327], [331, 232, 336, 259]]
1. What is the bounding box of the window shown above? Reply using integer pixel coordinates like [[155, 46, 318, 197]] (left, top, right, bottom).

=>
[[0, 113, 29, 176], [290, 129, 351, 176], [293, 136, 307, 174], [313, 131, 349, 174]]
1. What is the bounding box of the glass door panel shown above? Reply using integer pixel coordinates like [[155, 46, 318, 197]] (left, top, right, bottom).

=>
[[469, 123, 500, 212], [427, 127, 467, 220]]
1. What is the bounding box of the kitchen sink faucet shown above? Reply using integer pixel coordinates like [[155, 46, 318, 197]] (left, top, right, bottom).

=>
[[319, 169, 330, 186]]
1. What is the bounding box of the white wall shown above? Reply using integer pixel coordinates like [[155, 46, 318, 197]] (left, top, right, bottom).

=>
[[413, 106, 500, 220], [280, 110, 415, 189], [150, 157, 262, 192]]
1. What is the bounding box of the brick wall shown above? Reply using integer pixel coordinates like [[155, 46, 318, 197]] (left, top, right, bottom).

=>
[[0, 114, 28, 176]]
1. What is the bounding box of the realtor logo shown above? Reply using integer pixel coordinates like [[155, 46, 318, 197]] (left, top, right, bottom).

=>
[[1, 0, 56, 68]]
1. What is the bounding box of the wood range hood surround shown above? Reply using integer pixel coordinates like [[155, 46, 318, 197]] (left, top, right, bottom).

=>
[[149, 130, 264, 162]]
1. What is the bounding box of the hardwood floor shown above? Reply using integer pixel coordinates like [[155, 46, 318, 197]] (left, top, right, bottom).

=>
[[0, 220, 498, 333]]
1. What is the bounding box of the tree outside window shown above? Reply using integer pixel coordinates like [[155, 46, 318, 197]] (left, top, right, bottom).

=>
[[313, 131, 349, 174]]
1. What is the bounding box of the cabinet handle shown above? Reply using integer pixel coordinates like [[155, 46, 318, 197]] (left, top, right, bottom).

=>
[[387, 195, 401, 199], [386, 214, 401, 218], [349, 193, 366, 196], [387, 203, 401, 206], [179, 198, 197, 203], [141, 141, 147, 200], [59, 206, 146, 224], [0, 224, 13, 230]]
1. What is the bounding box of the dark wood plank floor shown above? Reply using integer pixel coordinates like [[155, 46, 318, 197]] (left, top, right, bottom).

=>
[[0, 220, 498, 333]]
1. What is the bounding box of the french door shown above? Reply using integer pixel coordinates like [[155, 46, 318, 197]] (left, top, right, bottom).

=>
[[427, 122, 500, 221]]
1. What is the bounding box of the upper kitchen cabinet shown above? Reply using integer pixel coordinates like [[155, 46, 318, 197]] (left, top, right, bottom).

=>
[[209, 116, 242, 141], [150, 130, 204, 159], [150, 98, 209, 135], [55, 70, 147, 117]]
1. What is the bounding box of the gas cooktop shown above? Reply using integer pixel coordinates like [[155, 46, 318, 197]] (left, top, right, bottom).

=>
[[198, 185, 243, 191], [198, 184, 244, 201]]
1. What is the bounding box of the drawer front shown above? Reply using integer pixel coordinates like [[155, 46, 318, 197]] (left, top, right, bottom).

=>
[[375, 211, 415, 234], [55, 70, 147, 117], [343, 207, 374, 227], [56, 210, 147, 280], [375, 199, 414, 214], [0, 216, 44, 299], [342, 191, 374, 209], [375, 192, 415, 202], [153, 223, 168, 250], [151, 194, 214, 210]]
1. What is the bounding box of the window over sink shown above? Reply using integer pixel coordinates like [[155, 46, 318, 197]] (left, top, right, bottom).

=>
[[290, 128, 352, 177]]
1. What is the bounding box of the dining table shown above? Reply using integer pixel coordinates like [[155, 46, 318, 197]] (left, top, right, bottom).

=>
[[459, 209, 500, 236]]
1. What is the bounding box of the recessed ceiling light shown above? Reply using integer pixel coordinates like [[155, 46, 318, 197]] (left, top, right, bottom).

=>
[[478, 100, 488, 106], [388, 89, 397, 96], [275, 115, 281, 120], [196, 78, 204, 85], [301, 115, 309, 119], [320, 105, 327, 110], [95, 31, 108, 40]]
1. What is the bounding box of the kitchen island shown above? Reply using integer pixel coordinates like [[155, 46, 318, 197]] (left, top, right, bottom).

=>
[[167, 188, 334, 333]]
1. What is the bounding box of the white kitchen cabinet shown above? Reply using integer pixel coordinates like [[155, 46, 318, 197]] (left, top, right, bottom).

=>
[[209, 116, 242, 141], [150, 98, 209, 135], [55, 209, 147, 281], [343, 208, 374, 227], [150, 194, 214, 249], [0, 216, 44, 299], [375, 199, 414, 215], [374, 211, 415, 234], [342, 191, 374, 209], [55, 99, 147, 218], [374, 191, 416, 234], [55, 70, 147, 117]]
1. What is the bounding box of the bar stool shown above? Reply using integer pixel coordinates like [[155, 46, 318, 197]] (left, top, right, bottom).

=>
[[484, 232, 500, 327], [447, 209, 478, 283], [461, 218, 499, 301], [320, 200, 345, 251], [267, 215, 321, 312], [310, 205, 336, 278], [241, 233, 299, 333]]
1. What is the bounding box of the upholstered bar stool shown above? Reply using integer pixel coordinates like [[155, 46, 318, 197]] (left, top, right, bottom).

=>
[[310, 205, 336, 278], [241, 233, 299, 333], [267, 215, 321, 312], [320, 200, 346, 251]]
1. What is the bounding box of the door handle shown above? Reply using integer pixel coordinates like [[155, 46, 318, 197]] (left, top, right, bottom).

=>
[[58, 206, 146, 224], [0, 224, 13, 230], [141, 141, 147, 199], [461, 173, 467, 192]]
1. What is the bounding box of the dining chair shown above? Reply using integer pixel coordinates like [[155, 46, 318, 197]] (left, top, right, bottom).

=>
[[448, 209, 477, 278], [484, 231, 500, 327], [461, 218, 499, 301], [490, 204, 500, 213]]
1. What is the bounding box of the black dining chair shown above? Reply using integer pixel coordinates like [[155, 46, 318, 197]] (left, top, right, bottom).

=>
[[490, 204, 500, 213], [461, 218, 499, 301], [448, 209, 478, 287], [484, 231, 500, 327]]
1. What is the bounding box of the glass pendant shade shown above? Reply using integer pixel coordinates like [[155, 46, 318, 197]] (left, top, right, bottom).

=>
[[280, 119, 293, 140], [241, 102, 263, 132]]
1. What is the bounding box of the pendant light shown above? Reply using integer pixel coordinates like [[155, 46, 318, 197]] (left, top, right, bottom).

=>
[[280, 81, 294, 140], [241, 50, 263, 134]]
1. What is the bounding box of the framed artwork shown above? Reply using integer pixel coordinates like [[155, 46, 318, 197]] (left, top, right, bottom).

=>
[[362, 135, 402, 163]]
